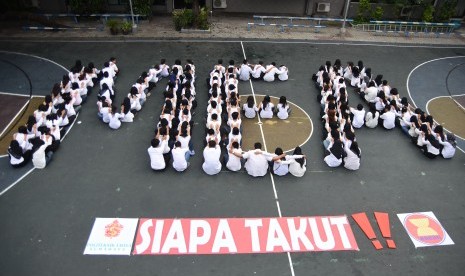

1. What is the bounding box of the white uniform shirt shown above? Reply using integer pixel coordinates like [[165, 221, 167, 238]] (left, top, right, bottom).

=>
[[276, 103, 289, 120], [289, 159, 306, 177], [239, 64, 253, 81], [172, 147, 189, 172], [380, 111, 396, 129], [365, 111, 379, 128], [259, 102, 274, 119], [226, 149, 242, 171], [438, 137, 455, 158], [364, 87, 378, 103], [350, 108, 366, 129], [243, 104, 258, 119], [343, 144, 360, 170], [148, 140, 167, 170], [243, 149, 271, 177], [202, 146, 222, 175], [278, 66, 288, 81], [108, 113, 123, 129], [252, 64, 266, 79]]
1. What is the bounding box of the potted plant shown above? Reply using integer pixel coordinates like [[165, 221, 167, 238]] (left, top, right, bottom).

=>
[[106, 19, 120, 35], [121, 21, 133, 35]]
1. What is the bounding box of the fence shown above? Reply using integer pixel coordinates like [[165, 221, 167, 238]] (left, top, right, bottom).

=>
[[247, 15, 353, 32], [353, 20, 459, 38]]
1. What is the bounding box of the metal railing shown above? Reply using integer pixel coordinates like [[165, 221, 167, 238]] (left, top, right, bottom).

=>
[[353, 20, 459, 38]]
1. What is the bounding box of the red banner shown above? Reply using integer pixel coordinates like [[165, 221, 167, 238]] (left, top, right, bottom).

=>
[[133, 216, 358, 255]]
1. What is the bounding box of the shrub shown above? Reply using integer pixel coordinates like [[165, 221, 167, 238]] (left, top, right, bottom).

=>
[[422, 4, 434, 22], [356, 0, 372, 24], [196, 7, 210, 30], [371, 6, 384, 21], [172, 8, 194, 31], [121, 21, 133, 34], [132, 0, 153, 17], [106, 19, 120, 35]]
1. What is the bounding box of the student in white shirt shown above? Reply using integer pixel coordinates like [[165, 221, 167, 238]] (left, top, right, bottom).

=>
[[365, 106, 379, 128], [259, 95, 274, 119], [278, 65, 289, 81], [108, 106, 123, 130], [31, 136, 53, 169], [148, 136, 169, 171], [225, 140, 243, 172], [288, 146, 306, 177], [379, 106, 397, 130], [109, 57, 119, 76], [421, 133, 441, 159], [276, 96, 290, 120], [8, 140, 32, 168], [343, 141, 361, 170], [263, 62, 284, 82], [242, 142, 273, 177], [251, 61, 266, 80], [238, 59, 253, 81], [171, 141, 190, 172], [350, 104, 366, 129], [324, 131, 344, 168], [159, 59, 170, 78], [243, 96, 258, 119], [271, 147, 302, 176], [438, 133, 456, 159], [202, 140, 222, 175]]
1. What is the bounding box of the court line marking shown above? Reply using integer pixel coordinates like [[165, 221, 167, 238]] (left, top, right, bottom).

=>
[[3, 39, 465, 49], [0, 167, 35, 196], [241, 94, 313, 154], [241, 41, 296, 276], [0, 51, 69, 197], [0, 99, 30, 138], [425, 96, 465, 141], [406, 56, 465, 154], [0, 91, 48, 98]]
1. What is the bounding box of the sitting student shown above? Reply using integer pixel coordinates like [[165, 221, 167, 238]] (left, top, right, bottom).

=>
[[148, 135, 170, 171], [438, 133, 456, 159], [225, 140, 243, 172], [276, 96, 291, 120], [324, 130, 344, 168], [121, 97, 135, 123], [288, 146, 307, 177], [350, 104, 366, 129], [263, 62, 284, 82], [365, 106, 379, 128], [171, 141, 190, 172], [108, 106, 123, 130], [202, 140, 222, 175], [420, 133, 441, 159], [278, 65, 289, 81], [31, 135, 53, 169], [259, 95, 274, 119], [243, 96, 258, 119], [379, 105, 397, 130], [8, 140, 32, 168], [242, 142, 272, 177], [343, 141, 361, 170], [272, 147, 303, 176], [238, 59, 253, 81], [251, 61, 266, 80]]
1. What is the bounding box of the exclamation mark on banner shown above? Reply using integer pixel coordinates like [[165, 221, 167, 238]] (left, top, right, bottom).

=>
[[352, 212, 383, 250], [374, 212, 396, 249]]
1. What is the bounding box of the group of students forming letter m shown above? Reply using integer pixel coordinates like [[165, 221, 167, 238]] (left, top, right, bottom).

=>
[[147, 59, 306, 177]]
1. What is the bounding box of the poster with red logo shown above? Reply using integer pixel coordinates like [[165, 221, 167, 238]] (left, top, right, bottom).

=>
[[84, 218, 139, 255], [133, 216, 358, 255], [397, 212, 454, 248]]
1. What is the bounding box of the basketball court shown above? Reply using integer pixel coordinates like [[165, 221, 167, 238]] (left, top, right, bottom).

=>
[[0, 40, 464, 276]]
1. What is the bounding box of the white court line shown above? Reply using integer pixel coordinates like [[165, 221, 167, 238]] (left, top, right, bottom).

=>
[[0, 154, 8, 158], [0, 99, 30, 137], [406, 56, 465, 154], [3, 39, 465, 49], [0, 91, 48, 98], [0, 167, 35, 196], [0, 51, 69, 197], [241, 41, 296, 276], [240, 94, 313, 153]]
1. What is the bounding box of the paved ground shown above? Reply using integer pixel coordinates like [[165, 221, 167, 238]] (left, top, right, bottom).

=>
[[0, 24, 465, 276]]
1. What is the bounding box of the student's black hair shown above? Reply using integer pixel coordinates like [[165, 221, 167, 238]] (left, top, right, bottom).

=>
[[231, 112, 239, 120], [211, 113, 218, 120], [227, 67, 234, 74], [62, 75, 70, 86], [9, 140, 23, 158], [71, 82, 79, 90], [434, 125, 445, 141], [151, 138, 160, 148], [232, 127, 239, 135], [365, 68, 372, 79], [446, 133, 457, 148], [259, 61, 264, 65], [111, 105, 118, 114], [292, 146, 305, 167], [207, 128, 215, 135], [51, 83, 61, 96], [218, 59, 223, 64], [104, 61, 110, 68], [243, 59, 247, 64], [254, 142, 262, 149], [247, 96, 254, 108], [374, 74, 383, 86], [103, 71, 109, 78], [110, 57, 116, 62], [352, 66, 360, 78], [231, 141, 239, 149], [18, 125, 28, 134], [208, 140, 216, 148], [271, 62, 276, 66], [262, 95, 271, 109], [175, 59, 181, 65], [325, 60, 331, 68], [358, 60, 364, 69], [229, 59, 235, 65], [334, 59, 341, 67], [279, 96, 287, 107], [274, 147, 285, 160], [382, 80, 388, 85], [122, 97, 131, 114], [174, 141, 181, 148], [357, 104, 363, 111], [331, 129, 340, 140], [350, 141, 361, 157]]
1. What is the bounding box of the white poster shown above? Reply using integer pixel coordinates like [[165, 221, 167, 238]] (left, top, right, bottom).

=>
[[397, 212, 454, 248], [84, 218, 139, 255]]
